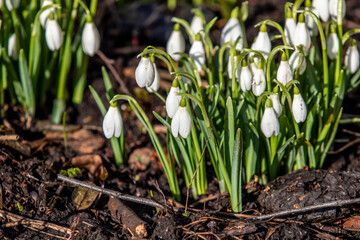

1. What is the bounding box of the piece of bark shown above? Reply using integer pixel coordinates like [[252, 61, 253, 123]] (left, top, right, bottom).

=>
[[108, 197, 148, 238]]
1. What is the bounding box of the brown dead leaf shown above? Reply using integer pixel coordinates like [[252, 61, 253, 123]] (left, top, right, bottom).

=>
[[128, 148, 154, 171], [71, 155, 103, 177], [343, 216, 360, 231], [71, 181, 99, 210]]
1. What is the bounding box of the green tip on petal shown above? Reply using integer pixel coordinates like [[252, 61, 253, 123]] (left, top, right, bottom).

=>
[[286, 8, 293, 19], [330, 24, 337, 33], [294, 85, 300, 95], [249, 57, 255, 63], [350, 38, 357, 46], [298, 13, 305, 23], [257, 60, 263, 69], [180, 97, 186, 107], [230, 7, 239, 19], [86, 14, 93, 23], [174, 23, 181, 31], [281, 52, 288, 61], [195, 33, 201, 41], [172, 78, 179, 87], [273, 86, 279, 93], [110, 101, 117, 108], [194, 9, 202, 17], [265, 98, 273, 108], [49, 12, 55, 20], [242, 59, 248, 67], [305, 0, 312, 8], [260, 23, 267, 32]]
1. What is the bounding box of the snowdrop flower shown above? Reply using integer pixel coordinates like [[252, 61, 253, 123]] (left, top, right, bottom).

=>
[[82, 17, 101, 57], [45, 13, 63, 51], [327, 24, 339, 60], [261, 98, 280, 138], [166, 78, 182, 118], [7, 33, 18, 60], [277, 52, 292, 88], [249, 57, 257, 74], [252, 61, 266, 96], [5, 0, 20, 11], [252, 23, 271, 60], [294, 13, 311, 52], [238, 60, 252, 92], [345, 38, 360, 74], [329, 0, 346, 20], [40, 0, 56, 28], [289, 49, 306, 75], [284, 9, 297, 46], [171, 98, 191, 138], [313, 0, 330, 22], [227, 48, 239, 78], [166, 23, 185, 62], [146, 58, 160, 93], [220, 7, 244, 51], [305, 0, 318, 36], [189, 33, 205, 71], [135, 55, 155, 88], [103, 103, 123, 139], [270, 87, 282, 117], [190, 11, 204, 35], [292, 86, 307, 123]]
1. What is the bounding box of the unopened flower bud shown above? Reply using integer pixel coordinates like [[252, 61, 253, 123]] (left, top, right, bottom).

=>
[[5, 0, 20, 11], [190, 11, 204, 35], [45, 14, 64, 51], [135, 55, 155, 88], [189, 33, 205, 71], [166, 79, 182, 118], [166, 23, 185, 62], [277, 52, 293, 88], [327, 24, 339, 60], [171, 98, 191, 138], [103, 103, 123, 139], [8, 33, 18, 60], [261, 98, 280, 138], [220, 7, 244, 51], [82, 17, 101, 57], [252, 61, 266, 96], [294, 14, 311, 52], [238, 60, 252, 92], [345, 38, 360, 74], [292, 86, 307, 123]]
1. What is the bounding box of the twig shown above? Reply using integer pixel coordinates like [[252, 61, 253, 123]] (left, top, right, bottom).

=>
[[97, 50, 131, 96], [328, 138, 360, 154], [0, 135, 19, 141], [57, 174, 166, 210]]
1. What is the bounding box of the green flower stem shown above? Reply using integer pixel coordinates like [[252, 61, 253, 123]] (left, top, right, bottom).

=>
[[334, 0, 344, 88], [78, 0, 91, 16], [255, 20, 289, 46]]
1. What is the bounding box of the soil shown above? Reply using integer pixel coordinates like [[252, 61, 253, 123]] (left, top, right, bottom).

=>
[[2, 0, 360, 239]]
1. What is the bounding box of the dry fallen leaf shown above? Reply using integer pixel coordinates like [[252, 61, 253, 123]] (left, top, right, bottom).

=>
[[71, 181, 99, 210], [343, 216, 360, 231], [71, 155, 103, 177], [128, 148, 154, 171]]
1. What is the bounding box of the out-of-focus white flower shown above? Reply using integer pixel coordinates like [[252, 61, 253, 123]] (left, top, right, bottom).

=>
[[270, 91, 282, 118], [5, 0, 20, 11], [40, 0, 56, 28], [146, 60, 160, 93], [329, 0, 346, 20], [135, 55, 155, 88], [220, 7, 244, 51], [103, 103, 123, 139], [251, 23, 271, 60], [8, 33, 18, 60], [238, 60, 252, 92], [289, 49, 306, 75], [166, 78, 182, 118], [313, 0, 330, 22], [277, 52, 292, 88], [171, 98, 191, 138], [345, 38, 360, 74], [284, 10, 297, 46], [249, 57, 257, 74], [227, 49, 239, 78], [252, 61, 266, 96], [82, 20, 100, 56], [166, 23, 185, 62], [292, 86, 307, 123], [327, 25, 339, 60], [261, 98, 280, 138], [305, 0, 318, 36], [45, 14, 64, 51], [189, 33, 205, 71], [0, 0, 3, 8], [190, 12, 204, 35], [294, 13, 311, 52]]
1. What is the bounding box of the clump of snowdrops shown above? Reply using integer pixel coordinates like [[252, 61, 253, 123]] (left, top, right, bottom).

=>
[[100, 0, 360, 212], [0, 0, 100, 123]]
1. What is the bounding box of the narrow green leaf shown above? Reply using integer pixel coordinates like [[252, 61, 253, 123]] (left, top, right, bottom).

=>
[[19, 49, 35, 117], [89, 85, 106, 116]]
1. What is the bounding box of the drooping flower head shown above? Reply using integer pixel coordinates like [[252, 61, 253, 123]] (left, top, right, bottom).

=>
[[294, 13, 311, 52], [166, 23, 185, 62], [146, 56, 160, 93], [103, 102, 123, 139], [292, 86, 307, 123], [277, 52, 293, 88], [249, 56, 257, 74], [5, 0, 20, 11], [305, 0, 318, 36], [329, 0, 346, 20], [220, 7, 244, 51], [252, 23, 271, 60], [166, 78, 182, 118], [270, 86, 282, 118], [261, 98, 280, 138], [40, 0, 56, 28], [189, 33, 205, 71], [284, 8, 296, 46], [8, 33, 18, 60], [190, 10, 204, 36], [327, 24, 339, 60], [345, 38, 360, 74], [252, 60, 266, 96], [289, 47, 306, 75], [135, 55, 155, 88], [45, 12, 64, 51], [313, 0, 330, 22], [239, 59, 252, 92], [82, 15, 101, 57], [171, 97, 192, 138]]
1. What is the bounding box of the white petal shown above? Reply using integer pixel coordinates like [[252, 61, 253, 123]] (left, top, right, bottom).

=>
[[345, 46, 360, 74], [135, 57, 155, 88], [45, 19, 64, 51], [189, 40, 205, 71], [40, 0, 55, 28], [305, 7, 318, 36], [103, 107, 116, 139], [146, 62, 160, 93], [270, 94, 282, 118], [166, 31, 185, 62], [179, 107, 191, 138], [292, 94, 307, 123], [327, 33, 339, 60], [252, 68, 266, 96], [5, 0, 20, 11], [294, 22, 311, 52], [252, 31, 271, 60], [190, 16, 203, 35], [277, 60, 293, 87], [171, 108, 181, 137], [261, 106, 280, 138], [7, 33, 18, 60], [329, 0, 346, 20], [82, 22, 101, 56], [239, 65, 252, 92], [113, 107, 123, 138], [289, 50, 306, 75], [284, 18, 297, 46], [220, 18, 244, 51], [314, 0, 330, 22], [166, 87, 180, 118]]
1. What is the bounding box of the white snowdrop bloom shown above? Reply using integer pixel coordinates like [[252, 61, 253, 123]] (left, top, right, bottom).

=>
[[166, 23, 185, 62], [190, 13, 204, 35], [146, 61, 160, 93], [292, 87, 307, 123], [238, 60, 252, 92], [305, 0, 318, 36], [345, 38, 360, 74], [5, 0, 20, 11], [277, 53, 293, 88], [327, 26, 339, 60], [289, 49, 306, 75], [252, 61, 266, 96], [261, 99, 280, 138], [313, 0, 330, 22], [45, 16, 64, 51], [220, 7, 244, 51], [103, 104, 123, 139], [135, 56, 155, 88], [252, 24, 271, 60], [82, 20, 100, 57], [7, 33, 18, 60], [227, 49, 239, 78], [269, 92, 282, 118], [329, 0, 346, 20], [189, 33, 205, 71], [294, 14, 311, 52], [249, 57, 257, 74], [166, 79, 182, 118], [40, 0, 56, 28], [284, 10, 297, 46], [171, 98, 191, 138]]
